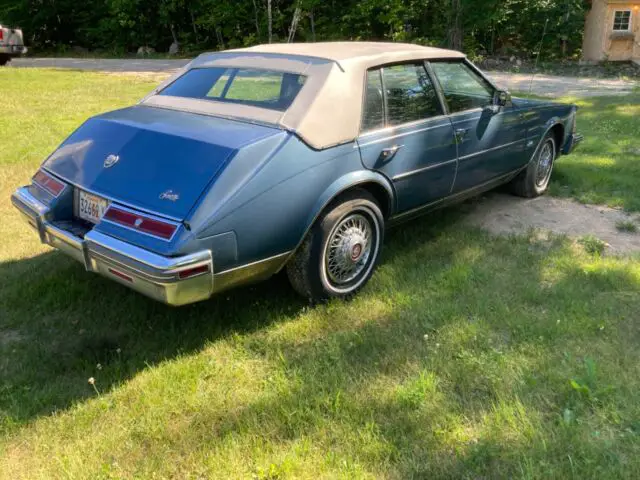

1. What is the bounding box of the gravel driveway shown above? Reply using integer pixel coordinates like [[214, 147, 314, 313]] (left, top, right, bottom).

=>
[[487, 71, 637, 97], [11, 57, 189, 72], [10, 57, 638, 98]]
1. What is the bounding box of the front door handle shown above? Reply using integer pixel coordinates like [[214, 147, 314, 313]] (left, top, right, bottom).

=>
[[378, 144, 403, 162], [455, 128, 469, 143]]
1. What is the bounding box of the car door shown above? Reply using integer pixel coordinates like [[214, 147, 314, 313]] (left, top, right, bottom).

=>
[[429, 60, 528, 192], [357, 63, 458, 213]]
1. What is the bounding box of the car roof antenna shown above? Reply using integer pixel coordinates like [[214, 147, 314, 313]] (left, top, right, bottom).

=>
[[528, 18, 550, 98]]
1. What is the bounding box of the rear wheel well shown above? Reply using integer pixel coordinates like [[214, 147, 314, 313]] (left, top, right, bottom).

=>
[[350, 182, 392, 219], [550, 123, 564, 154]]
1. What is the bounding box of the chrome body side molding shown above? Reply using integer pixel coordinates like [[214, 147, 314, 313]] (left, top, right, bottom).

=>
[[388, 167, 524, 226]]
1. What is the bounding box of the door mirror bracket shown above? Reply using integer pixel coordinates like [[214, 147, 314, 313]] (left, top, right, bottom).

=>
[[495, 89, 512, 107], [484, 89, 511, 115], [484, 104, 501, 115]]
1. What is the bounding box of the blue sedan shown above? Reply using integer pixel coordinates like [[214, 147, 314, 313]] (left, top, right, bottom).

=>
[[11, 42, 583, 305]]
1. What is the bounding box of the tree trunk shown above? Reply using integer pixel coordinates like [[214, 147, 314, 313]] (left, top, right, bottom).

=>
[[169, 23, 178, 45], [215, 26, 225, 50], [190, 9, 199, 43], [287, 7, 301, 43], [448, 0, 463, 51], [267, 0, 273, 43], [252, 0, 261, 38], [310, 9, 316, 42]]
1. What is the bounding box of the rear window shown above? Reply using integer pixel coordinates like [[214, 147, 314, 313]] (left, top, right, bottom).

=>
[[159, 67, 306, 112]]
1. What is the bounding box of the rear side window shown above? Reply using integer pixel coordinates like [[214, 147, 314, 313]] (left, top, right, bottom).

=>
[[159, 67, 306, 112], [361, 63, 443, 133], [362, 70, 385, 132]]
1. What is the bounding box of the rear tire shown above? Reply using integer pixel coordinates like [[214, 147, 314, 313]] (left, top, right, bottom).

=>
[[509, 133, 556, 198], [0, 55, 10, 66], [287, 189, 384, 301]]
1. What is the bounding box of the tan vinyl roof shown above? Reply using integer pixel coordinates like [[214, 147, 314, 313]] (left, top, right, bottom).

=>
[[231, 42, 464, 63], [142, 42, 466, 149]]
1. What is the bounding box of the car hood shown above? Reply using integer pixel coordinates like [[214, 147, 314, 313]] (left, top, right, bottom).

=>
[[42, 105, 281, 219], [511, 96, 556, 108]]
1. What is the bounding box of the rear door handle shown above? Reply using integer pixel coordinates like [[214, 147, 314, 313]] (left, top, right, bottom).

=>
[[455, 128, 469, 143], [378, 144, 403, 162]]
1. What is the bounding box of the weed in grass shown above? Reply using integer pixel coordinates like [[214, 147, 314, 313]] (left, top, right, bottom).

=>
[[615, 220, 638, 233], [578, 235, 607, 255], [87, 377, 100, 396]]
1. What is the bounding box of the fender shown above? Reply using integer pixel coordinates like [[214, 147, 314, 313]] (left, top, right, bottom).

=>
[[544, 116, 562, 130], [526, 116, 564, 164], [293, 169, 395, 251]]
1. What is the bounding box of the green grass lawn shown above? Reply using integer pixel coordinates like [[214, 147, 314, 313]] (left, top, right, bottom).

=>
[[1, 69, 639, 479], [549, 94, 640, 211]]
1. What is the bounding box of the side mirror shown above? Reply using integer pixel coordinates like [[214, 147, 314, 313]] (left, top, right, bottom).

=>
[[495, 89, 511, 107]]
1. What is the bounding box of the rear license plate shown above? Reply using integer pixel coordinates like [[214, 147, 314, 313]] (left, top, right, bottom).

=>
[[76, 190, 109, 224]]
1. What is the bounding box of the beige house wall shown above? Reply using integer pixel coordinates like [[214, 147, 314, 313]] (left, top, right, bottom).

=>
[[582, 0, 640, 61], [583, 0, 609, 61]]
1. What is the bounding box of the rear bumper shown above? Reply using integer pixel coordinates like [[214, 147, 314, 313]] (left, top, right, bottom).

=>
[[0, 45, 27, 56], [562, 133, 583, 155], [11, 186, 214, 306]]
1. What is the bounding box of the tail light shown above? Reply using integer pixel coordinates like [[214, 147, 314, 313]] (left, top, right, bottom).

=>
[[0, 30, 3, 41], [33, 169, 67, 197], [178, 264, 210, 279], [103, 206, 178, 240]]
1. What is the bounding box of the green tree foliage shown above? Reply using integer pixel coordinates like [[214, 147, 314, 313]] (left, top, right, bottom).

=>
[[0, 0, 587, 58]]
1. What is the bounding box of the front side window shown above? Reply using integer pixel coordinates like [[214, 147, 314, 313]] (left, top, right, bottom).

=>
[[430, 61, 494, 113], [159, 67, 306, 112], [613, 10, 631, 31]]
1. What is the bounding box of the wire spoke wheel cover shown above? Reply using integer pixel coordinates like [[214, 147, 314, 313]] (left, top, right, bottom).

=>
[[321, 208, 380, 293], [535, 140, 555, 188]]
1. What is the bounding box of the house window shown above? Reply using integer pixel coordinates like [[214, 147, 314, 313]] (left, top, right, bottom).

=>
[[613, 10, 631, 31]]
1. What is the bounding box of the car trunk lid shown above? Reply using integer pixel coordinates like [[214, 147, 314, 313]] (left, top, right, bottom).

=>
[[43, 105, 281, 219]]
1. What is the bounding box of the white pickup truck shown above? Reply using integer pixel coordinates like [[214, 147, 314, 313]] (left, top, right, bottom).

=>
[[0, 24, 27, 65]]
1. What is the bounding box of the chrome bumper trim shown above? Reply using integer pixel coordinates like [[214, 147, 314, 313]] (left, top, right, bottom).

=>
[[0, 45, 28, 55], [11, 186, 214, 306], [563, 133, 583, 155]]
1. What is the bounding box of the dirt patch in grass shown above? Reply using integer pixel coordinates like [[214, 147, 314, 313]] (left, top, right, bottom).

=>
[[0, 330, 24, 347], [102, 71, 172, 82], [464, 192, 640, 254]]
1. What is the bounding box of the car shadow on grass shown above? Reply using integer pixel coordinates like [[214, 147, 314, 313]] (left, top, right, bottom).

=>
[[0, 245, 308, 429]]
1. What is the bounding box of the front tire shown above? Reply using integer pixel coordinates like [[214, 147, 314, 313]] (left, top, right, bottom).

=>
[[509, 133, 556, 198], [0, 55, 10, 66], [287, 189, 384, 301]]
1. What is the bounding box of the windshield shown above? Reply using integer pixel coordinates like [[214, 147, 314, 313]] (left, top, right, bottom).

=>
[[158, 67, 307, 112]]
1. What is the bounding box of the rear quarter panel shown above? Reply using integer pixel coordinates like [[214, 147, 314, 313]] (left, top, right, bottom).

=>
[[186, 135, 391, 271]]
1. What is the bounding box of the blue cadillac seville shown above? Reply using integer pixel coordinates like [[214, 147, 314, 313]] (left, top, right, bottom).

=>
[[12, 42, 583, 305]]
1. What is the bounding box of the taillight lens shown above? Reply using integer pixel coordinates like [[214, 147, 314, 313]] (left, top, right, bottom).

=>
[[178, 264, 210, 279], [102, 206, 178, 240], [33, 169, 67, 197], [0, 30, 4, 41]]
